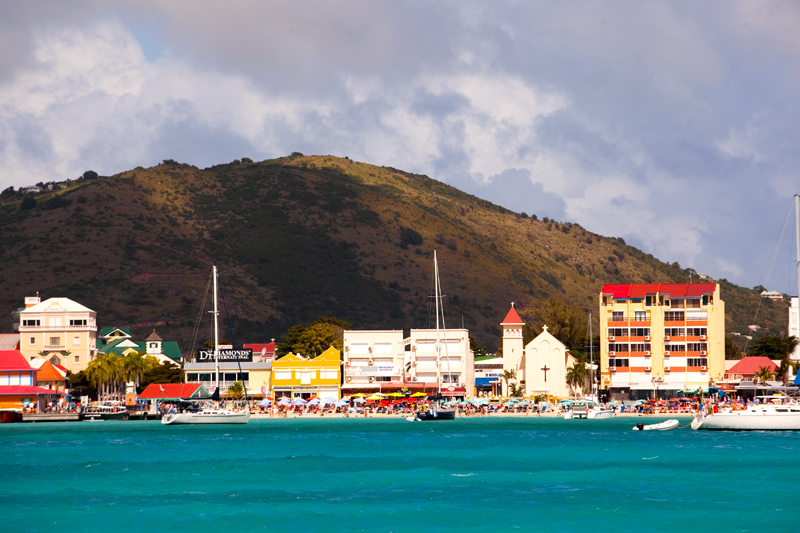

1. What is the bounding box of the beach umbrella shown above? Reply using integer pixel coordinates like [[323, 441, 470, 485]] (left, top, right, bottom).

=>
[[353, 397, 366, 404], [340, 396, 351, 402], [336, 399, 350, 407], [292, 397, 308, 406], [366, 395, 383, 401], [307, 398, 321, 406], [322, 397, 337, 405], [352, 393, 365, 397], [387, 392, 404, 397], [258, 398, 272, 407], [410, 392, 427, 397], [277, 397, 292, 406]]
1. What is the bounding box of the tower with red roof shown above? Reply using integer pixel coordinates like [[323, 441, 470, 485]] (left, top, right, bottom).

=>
[[501, 303, 525, 396]]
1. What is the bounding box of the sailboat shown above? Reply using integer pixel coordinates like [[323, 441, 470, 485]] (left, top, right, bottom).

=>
[[410, 251, 457, 421], [162, 266, 251, 425]]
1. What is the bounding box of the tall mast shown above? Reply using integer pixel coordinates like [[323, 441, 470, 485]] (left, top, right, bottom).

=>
[[589, 313, 594, 401], [213, 265, 220, 391], [795, 195, 800, 308], [434, 251, 441, 392]]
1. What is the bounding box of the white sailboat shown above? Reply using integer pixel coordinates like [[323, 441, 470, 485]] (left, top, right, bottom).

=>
[[162, 266, 251, 425], [692, 195, 800, 431]]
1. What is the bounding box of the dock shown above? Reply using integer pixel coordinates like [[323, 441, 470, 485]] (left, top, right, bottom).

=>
[[23, 413, 82, 423]]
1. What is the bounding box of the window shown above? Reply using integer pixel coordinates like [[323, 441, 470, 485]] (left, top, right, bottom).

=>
[[22, 319, 40, 327], [687, 343, 708, 352], [609, 358, 629, 368], [686, 327, 707, 337], [74, 355, 80, 364], [69, 319, 87, 326], [664, 327, 685, 337], [630, 343, 651, 352], [608, 343, 629, 352], [645, 296, 653, 306], [703, 295, 713, 305], [664, 311, 684, 322], [633, 311, 647, 322], [73, 335, 80, 346], [630, 327, 650, 337], [300, 371, 311, 385], [687, 358, 708, 367], [224, 373, 237, 382], [49, 337, 61, 346], [30, 337, 36, 345], [670, 299, 683, 308], [322, 370, 338, 380], [350, 343, 369, 354], [274, 370, 291, 380], [664, 344, 686, 352], [375, 376, 392, 382], [187, 373, 198, 381], [607, 328, 628, 337], [373, 343, 392, 354], [686, 299, 700, 309], [199, 373, 212, 382], [611, 311, 624, 321]]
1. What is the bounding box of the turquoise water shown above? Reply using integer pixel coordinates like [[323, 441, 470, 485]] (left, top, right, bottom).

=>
[[1, 417, 798, 532]]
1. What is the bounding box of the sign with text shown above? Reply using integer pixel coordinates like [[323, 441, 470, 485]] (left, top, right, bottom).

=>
[[198, 349, 253, 362], [345, 365, 400, 377]]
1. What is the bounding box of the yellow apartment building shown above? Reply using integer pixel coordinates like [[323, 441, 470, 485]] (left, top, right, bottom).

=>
[[599, 283, 724, 401], [271, 347, 341, 400], [17, 296, 97, 373]]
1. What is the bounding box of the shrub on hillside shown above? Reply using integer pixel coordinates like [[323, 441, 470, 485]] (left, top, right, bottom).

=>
[[83, 170, 98, 180], [20, 197, 37, 210], [399, 227, 423, 248]]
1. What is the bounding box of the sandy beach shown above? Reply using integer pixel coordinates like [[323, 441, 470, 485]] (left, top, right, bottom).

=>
[[250, 411, 697, 420]]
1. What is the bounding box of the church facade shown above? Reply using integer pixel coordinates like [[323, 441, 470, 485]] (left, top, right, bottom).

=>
[[501, 304, 579, 399]]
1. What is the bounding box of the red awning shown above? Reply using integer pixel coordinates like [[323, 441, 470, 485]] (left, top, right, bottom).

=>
[[0, 385, 67, 396], [441, 388, 467, 396]]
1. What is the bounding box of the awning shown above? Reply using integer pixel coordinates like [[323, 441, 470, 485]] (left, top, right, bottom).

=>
[[441, 388, 467, 397], [0, 386, 68, 396]]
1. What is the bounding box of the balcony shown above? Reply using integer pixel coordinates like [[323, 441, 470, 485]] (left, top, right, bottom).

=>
[[45, 345, 65, 350], [20, 324, 95, 331]]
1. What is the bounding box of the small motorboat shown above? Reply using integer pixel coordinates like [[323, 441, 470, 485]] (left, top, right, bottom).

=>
[[632, 419, 680, 431], [587, 406, 615, 419]]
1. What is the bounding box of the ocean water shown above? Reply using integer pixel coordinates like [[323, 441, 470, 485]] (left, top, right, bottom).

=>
[[1, 417, 798, 533]]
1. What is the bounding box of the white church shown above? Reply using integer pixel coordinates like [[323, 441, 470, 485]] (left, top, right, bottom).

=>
[[501, 304, 581, 399]]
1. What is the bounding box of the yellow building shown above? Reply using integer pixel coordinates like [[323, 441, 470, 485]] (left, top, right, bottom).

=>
[[17, 296, 97, 373], [599, 283, 725, 401], [271, 347, 341, 400]]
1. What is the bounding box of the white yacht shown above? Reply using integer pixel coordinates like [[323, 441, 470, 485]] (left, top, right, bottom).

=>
[[162, 409, 250, 425], [587, 406, 615, 419], [691, 402, 800, 431]]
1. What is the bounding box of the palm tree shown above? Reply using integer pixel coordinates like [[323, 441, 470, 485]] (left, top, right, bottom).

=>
[[85, 354, 111, 399], [755, 365, 774, 384], [226, 381, 245, 399], [502, 369, 517, 397], [123, 351, 149, 390], [509, 383, 525, 397], [566, 362, 588, 399]]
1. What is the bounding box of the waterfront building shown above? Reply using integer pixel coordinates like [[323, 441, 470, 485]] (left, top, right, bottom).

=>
[[17, 296, 97, 373], [406, 328, 474, 397], [184, 360, 272, 397], [244, 341, 276, 362], [723, 356, 779, 383], [599, 283, 725, 401], [29, 359, 67, 392], [138, 383, 211, 403], [0, 350, 66, 410], [0, 334, 20, 351], [342, 330, 406, 394], [473, 355, 503, 395], [271, 346, 341, 400], [95, 328, 182, 364], [500, 304, 578, 398]]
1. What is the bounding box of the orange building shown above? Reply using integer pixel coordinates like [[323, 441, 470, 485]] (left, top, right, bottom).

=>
[[0, 350, 67, 410]]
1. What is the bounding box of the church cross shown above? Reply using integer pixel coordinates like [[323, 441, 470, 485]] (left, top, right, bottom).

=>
[[542, 365, 550, 382]]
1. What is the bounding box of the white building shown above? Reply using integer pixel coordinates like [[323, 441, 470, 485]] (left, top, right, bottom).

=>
[[342, 328, 474, 397], [342, 330, 406, 394]]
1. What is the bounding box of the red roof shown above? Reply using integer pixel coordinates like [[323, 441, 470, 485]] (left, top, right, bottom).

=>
[[501, 305, 524, 325], [138, 383, 207, 400], [601, 283, 717, 298], [0, 350, 34, 372], [244, 342, 275, 354], [0, 385, 67, 396], [726, 356, 778, 375]]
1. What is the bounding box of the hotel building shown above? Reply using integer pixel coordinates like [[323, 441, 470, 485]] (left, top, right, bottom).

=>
[[599, 283, 725, 401]]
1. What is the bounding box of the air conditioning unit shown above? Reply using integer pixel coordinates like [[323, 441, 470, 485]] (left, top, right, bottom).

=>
[[664, 366, 671, 372], [609, 367, 616, 373], [368, 359, 374, 365], [645, 335, 651, 341], [701, 366, 707, 371], [657, 377, 664, 382], [645, 366, 651, 372], [645, 351, 651, 356], [609, 336, 615, 341], [701, 351, 707, 356], [609, 351, 615, 356], [346, 376, 352, 382], [664, 335, 670, 340], [700, 335, 706, 340], [368, 376, 375, 383], [664, 351, 670, 356]]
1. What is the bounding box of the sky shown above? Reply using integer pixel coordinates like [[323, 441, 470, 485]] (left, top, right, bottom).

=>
[[1, 1, 798, 292]]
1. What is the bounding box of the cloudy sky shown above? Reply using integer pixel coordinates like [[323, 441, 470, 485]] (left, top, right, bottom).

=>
[[1, 1, 798, 292]]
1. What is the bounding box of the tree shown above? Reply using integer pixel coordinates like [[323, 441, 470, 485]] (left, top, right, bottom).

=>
[[502, 369, 517, 396], [276, 317, 351, 358], [139, 361, 184, 393], [226, 381, 245, 399], [67, 370, 94, 399], [747, 336, 798, 360], [725, 337, 744, 360], [399, 227, 423, 248], [469, 335, 487, 358], [755, 365, 774, 384], [566, 361, 588, 399], [123, 351, 150, 389], [20, 197, 37, 210], [520, 297, 587, 351], [82, 170, 98, 180], [509, 383, 525, 397]]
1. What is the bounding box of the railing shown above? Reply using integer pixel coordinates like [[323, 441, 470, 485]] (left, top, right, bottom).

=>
[[44, 345, 65, 350], [20, 324, 95, 330]]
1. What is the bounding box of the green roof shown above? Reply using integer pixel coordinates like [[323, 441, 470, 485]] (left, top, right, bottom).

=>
[[474, 355, 501, 361], [161, 341, 182, 362], [100, 327, 132, 337]]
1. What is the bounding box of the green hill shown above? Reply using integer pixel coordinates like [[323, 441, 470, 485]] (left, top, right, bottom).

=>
[[0, 155, 789, 353]]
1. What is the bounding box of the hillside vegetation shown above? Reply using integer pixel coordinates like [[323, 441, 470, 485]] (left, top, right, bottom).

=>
[[0, 155, 789, 352]]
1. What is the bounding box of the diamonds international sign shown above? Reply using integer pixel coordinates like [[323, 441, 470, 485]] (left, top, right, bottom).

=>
[[198, 349, 253, 362]]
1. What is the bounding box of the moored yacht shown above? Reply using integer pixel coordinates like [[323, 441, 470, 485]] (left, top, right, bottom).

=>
[[691, 402, 800, 431], [162, 408, 250, 425]]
